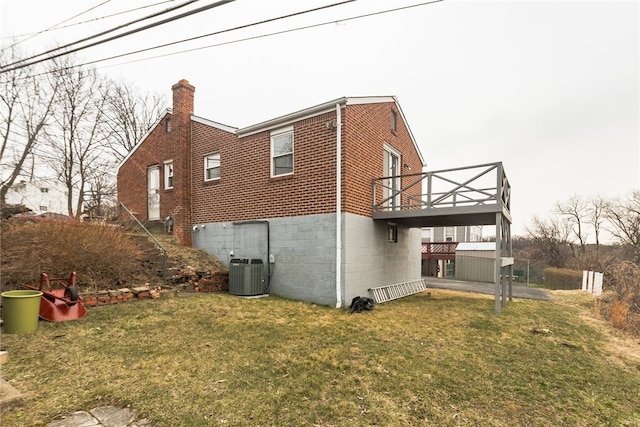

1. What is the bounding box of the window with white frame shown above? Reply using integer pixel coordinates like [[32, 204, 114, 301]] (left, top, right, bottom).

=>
[[164, 160, 174, 189], [271, 126, 294, 177], [445, 226, 455, 242], [204, 152, 220, 181]]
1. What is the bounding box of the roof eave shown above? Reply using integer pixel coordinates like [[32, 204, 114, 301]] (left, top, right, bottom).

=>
[[236, 97, 348, 138]]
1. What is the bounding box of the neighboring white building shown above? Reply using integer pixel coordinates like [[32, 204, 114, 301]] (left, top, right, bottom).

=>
[[421, 226, 483, 243], [5, 179, 77, 217], [421, 226, 483, 277]]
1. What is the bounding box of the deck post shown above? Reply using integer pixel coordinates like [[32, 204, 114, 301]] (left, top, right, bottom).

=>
[[495, 212, 502, 315]]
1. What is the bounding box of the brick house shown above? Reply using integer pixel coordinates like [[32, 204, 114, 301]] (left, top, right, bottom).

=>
[[117, 79, 426, 307]]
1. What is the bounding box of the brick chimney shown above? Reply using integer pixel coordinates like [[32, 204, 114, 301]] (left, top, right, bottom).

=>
[[171, 79, 195, 246]]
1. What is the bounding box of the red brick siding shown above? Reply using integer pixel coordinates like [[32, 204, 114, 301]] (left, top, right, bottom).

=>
[[191, 112, 338, 223], [118, 91, 424, 245], [117, 114, 182, 224], [342, 102, 423, 217], [117, 80, 196, 246]]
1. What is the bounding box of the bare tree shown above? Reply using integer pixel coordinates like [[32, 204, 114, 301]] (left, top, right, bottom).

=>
[[605, 191, 640, 263], [588, 194, 609, 250], [99, 78, 165, 162], [526, 215, 574, 268], [0, 44, 58, 206], [555, 195, 589, 265], [46, 58, 110, 219], [84, 169, 117, 220]]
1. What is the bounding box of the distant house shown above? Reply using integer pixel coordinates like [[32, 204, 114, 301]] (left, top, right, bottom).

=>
[[4, 179, 77, 218], [421, 226, 483, 277], [117, 79, 426, 307]]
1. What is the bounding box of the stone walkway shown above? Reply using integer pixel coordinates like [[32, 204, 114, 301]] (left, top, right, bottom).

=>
[[1, 368, 150, 427], [44, 406, 151, 427]]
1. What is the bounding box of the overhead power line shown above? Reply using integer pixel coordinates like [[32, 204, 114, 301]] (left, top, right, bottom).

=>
[[1, 0, 176, 40], [7, 0, 112, 49], [0, 0, 355, 74], [89, 0, 359, 64], [1, 0, 216, 72], [85, 0, 445, 69], [7, 0, 444, 79], [2, 0, 203, 71]]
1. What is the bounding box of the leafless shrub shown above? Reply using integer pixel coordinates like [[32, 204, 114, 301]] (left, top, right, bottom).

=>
[[599, 261, 640, 336], [1, 218, 146, 292]]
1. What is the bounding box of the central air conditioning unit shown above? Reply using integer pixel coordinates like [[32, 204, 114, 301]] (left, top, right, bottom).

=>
[[228, 258, 265, 296]]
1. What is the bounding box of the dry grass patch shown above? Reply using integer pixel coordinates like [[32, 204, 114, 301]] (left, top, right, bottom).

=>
[[2, 290, 640, 426], [556, 290, 640, 370]]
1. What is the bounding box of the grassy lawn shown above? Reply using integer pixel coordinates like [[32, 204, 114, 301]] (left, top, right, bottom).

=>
[[2, 289, 639, 426]]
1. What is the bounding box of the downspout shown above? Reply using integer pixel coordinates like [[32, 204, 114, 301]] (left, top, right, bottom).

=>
[[335, 103, 342, 309]]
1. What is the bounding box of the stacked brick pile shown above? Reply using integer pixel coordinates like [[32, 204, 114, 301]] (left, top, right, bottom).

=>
[[194, 271, 229, 292], [80, 270, 229, 307], [82, 287, 160, 307]]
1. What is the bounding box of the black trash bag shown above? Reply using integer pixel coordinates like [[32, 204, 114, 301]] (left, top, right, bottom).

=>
[[350, 296, 375, 313]]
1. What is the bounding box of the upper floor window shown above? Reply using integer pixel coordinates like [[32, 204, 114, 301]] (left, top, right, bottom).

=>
[[391, 109, 398, 133], [165, 118, 171, 133], [204, 152, 220, 181], [271, 126, 294, 177], [164, 160, 174, 189], [445, 226, 455, 242], [41, 187, 49, 193]]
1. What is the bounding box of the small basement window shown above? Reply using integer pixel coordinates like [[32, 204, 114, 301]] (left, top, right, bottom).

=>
[[387, 223, 398, 243]]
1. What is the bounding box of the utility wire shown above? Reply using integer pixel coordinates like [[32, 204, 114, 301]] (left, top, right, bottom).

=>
[[1, 0, 352, 74], [1, 1, 176, 40], [7, 0, 112, 49], [8, 0, 443, 79], [90, 0, 358, 66], [1, 0, 208, 71], [84, 0, 444, 69]]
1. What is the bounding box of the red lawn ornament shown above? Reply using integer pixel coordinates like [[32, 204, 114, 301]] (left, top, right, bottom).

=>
[[23, 272, 87, 322]]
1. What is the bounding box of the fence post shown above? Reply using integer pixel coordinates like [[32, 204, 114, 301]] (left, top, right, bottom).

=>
[[593, 272, 603, 297]]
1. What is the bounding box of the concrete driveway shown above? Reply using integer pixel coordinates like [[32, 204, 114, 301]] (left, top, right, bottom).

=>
[[422, 277, 552, 301]]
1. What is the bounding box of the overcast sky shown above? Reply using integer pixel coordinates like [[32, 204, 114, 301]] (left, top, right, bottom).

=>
[[1, 0, 638, 239]]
